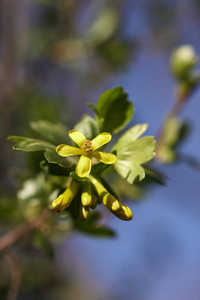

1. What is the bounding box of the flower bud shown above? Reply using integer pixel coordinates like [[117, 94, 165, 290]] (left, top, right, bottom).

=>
[[79, 203, 90, 221], [102, 194, 120, 211], [52, 180, 80, 212], [111, 204, 133, 221], [170, 45, 198, 81], [81, 182, 92, 207]]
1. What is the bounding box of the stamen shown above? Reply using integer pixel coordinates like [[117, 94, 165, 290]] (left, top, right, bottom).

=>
[[82, 140, 93, 152]]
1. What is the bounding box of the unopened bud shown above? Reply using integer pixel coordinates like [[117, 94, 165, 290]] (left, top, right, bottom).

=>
[[103, 194, 120, 211], [81, 182, 92, 207], [170, 45, 198, 81], [79, 203, 90, 221], [52, 180, 79, 212], [111, 204, 133, 221]]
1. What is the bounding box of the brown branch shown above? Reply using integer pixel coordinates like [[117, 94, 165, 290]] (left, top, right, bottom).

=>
[[0, 208, 53, 252]]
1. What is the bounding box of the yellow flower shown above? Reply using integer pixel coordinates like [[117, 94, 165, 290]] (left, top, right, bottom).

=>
[[56, 130, 117, 178]]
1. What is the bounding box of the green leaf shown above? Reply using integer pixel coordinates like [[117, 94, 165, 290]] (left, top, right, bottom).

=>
[[44, 149, 76, 169], [157, 116, 190, 163], [74, 219, 115, 237], [87, 102, 98, 114], [96, 87, 134, 133], [30, 120, 68, 145], [142, 165, 167, 185], [74, 114, 100, 140], [91, 161, 111, 176], [40, 160, 73, 176], [113, 124, 156, 184], [9, 137, 55, 152]]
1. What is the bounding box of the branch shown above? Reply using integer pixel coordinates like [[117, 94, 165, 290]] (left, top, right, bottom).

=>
[[0, 208, 53, 252]]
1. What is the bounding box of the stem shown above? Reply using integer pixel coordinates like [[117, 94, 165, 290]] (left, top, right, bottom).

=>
[[0, 208, 53, 252]]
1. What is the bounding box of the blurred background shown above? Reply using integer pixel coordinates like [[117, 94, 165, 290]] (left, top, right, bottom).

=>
[[0, 0, 200, 299]]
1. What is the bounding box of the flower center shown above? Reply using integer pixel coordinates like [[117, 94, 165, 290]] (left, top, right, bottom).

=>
[[82, 140, 93, 152]]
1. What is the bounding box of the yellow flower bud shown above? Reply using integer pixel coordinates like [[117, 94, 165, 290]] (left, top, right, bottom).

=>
[[79, 203, 90, 221], [111, 204, 133, 221], [81, 182, 92, 207], [102, 194, 120, 211], [52, 180, 80, 212]]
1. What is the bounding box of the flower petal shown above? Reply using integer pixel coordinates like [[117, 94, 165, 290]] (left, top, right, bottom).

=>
[[56, 144, 82, 157], [92, 151, 117, 164], [92, 132, 111, 151], [68, 130, 86, 148], [76, 155, 91, 178]]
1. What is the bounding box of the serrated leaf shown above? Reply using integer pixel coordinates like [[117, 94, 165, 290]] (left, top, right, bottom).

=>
[[30, 120, 68, 145], [113, 124, 156, 184], [74, 114, 100, 140], [10, 137, 55, 152], [96, 86, 134, 133]]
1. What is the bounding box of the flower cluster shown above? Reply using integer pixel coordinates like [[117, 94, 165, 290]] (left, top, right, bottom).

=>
[[52, 130, 133, 221]]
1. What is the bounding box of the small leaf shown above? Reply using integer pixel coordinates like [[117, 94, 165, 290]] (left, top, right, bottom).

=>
[[74, 114, 100, 140], [40, 160, 72, 176], [87, 102, 98, 114], [30, 120, 69, 145], [10, 137, 55, 152], [157, 116, 190, 163], [142, 165, 167, 185], [74, 219, 115, 237], [96, 86, 134, 133], [113, 124, 156, 184], [91, 161, 111, 175], [44, 149, 76, 169]]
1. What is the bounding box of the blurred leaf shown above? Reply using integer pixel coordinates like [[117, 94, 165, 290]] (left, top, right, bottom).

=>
[[113, 124, 156, 183], [157, 116, 190, 163], [30, 120, 68, 145], [74, 114, 100, 140], [96, 87, 134, 133], [74, 219, 115, 237], [142, 165, 167, 185], [87, 102, 98, 114], [33, 231, 54, 259]]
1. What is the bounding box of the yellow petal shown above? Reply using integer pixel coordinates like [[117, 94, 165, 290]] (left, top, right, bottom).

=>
[[92, 151, 117, 164], [92, 132, 111, 151], [76, 155, 91, 178], [68, 130, 86, 148], [56, 144, 82, 157]]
